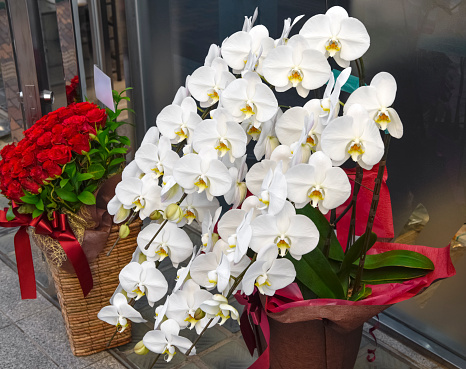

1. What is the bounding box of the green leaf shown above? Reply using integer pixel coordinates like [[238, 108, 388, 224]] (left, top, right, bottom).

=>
[[55, 188, 78, 202], [32, 208, 43, 219], [6, 205, 15, 221], [36, 199, 44, 211], [76, 173, 94, 182], [350, 284, 372, 301], [108, 147, 127, 156], [295, 204, 344, 262], [287, 248, 346, 299], [87, 163, 106, 180], [361, 250, 435, 271], [77, 191, 96, 205], [349, 266, 431, 284], [60, 178, 69, 188], [64, 162, 77, 177], [338, 232, 377, 281], [109, 157, 126, 167], [20, 194, 39, 204], [108, 139, 120, 144], [84, 184, 98, 193], [88, 148, 100, 156], [118, 136, 131, 146]]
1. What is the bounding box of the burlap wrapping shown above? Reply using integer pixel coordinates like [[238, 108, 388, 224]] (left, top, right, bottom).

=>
[[29, 174, 121, 274], [262, 296, 390, 369]]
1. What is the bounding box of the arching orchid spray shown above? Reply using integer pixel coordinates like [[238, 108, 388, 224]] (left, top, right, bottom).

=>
[[98, 6, 434, 367]]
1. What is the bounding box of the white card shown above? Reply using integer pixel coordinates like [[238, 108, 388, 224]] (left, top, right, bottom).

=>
[[93, 65, 115, 112]]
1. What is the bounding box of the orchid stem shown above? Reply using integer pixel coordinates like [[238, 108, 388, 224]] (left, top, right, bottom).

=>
[[148, 353, 161, 369], [106, 328, 118, 348], [323, 209, 336, 258], [352, 134, 391, 295], [201, 106, 214, 120], [185, 254, 258, 356], [107, 211, 139, 256], [144, 194, 187, 250], [346, 165, 364, 253]]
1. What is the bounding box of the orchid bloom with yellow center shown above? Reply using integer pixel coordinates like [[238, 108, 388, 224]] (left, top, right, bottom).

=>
[[119, 261, 168, 307], [199, 294, 241, 326], [98, 293, 147, 333], [135, 136, 179, 179]]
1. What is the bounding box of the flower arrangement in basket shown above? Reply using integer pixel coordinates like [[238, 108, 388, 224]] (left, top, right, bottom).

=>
[[97, 6, 455, 369], [0, 90, 138, 355]]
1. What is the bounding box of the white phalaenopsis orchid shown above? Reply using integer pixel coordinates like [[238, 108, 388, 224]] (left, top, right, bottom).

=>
[[140, 126, 161, 146], [204, 44, 221, 67], [289, 112, 315, 166], [119, 261, 168, 307], [242, 244, 296, 296], [320, 67, 351, 125], [262, 35, 331, 98], [217, 208, 254, 263], [138, 222, 193, 267], [166, 280, 213, 333], [122, 160, 144, 180], [286, 151, 351, 213], [276, 14, 305, 46], [156, 96, 202, 144], [250, 201, 319, 258], [135, 136, 179, 178], [253, 109, 281, 160], [114, 176, 162, 220], [224, 154, 248, 208], [107, 195, 130, 224], [344, 71, 403, 138], [173, 250, 198, 293], [300, 6, 370, 68], [221, 72, 278, 124], [97, 293, 146, 332], [172, 75, 191, 106], [143, 319, 195, 362], [200, 294, 241, 326], [188, 58, 236, 108], [178, 192, 220, 226], [192, 109, 248, 162], [201, 206, 222, 253], [173, 147, 232, 201], [321, 103, 385, 170], [246, 161, 287, 215]]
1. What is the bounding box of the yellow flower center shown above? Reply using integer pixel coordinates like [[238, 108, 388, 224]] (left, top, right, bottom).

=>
[[215, 141, 230, 156], [306, 135, 316, 147], [184, 314, 198, 329], [255, 274, 272, 294], [194, 177, 208, 192], [308, 188, 324, 207], [288, 69, 303, 87], [241, 104, 256, 118], [247, 125, 261, 140], [184, 209, 196, 223], [325, 38, 341, 57], [207, 90, 219, 102], [175, 127, 188, 141], [132, 197, 145, 210], [375, 111, 391, 130], [156, 247, 169, 260], [151, 167, 163, 177], [276, 239, 290, 257], [132, 286, 145, 299], [348, 141, 365, 161]]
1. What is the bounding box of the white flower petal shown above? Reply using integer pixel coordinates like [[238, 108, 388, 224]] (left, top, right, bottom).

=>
[[386, 107, 403, 139], [371, 72, 397, 108], [337, 18, 370, 61]]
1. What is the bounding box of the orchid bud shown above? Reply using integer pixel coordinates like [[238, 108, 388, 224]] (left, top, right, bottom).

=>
[[119, 224, 130, 239], [267, 136, 280, 158], [211, 232, 219, 246], [149, 210, 162, 220], [194, 308, 206, 321], [134, 340, 149, 355], [237, 182, 248, 205], [163, 203, 183, 222], [138, 253, 147, 264]]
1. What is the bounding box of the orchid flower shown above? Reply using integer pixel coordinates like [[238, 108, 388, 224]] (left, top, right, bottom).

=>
[[166, 280, 213, 333], [140, 126, 160, 146], [242, 244, 296, 296], [276, 15, 305, 46], [200, 294, 241, 326], [188, 58, 236, 108], [122, 160, 144, 180], [137, 222, 193, 267], [217, 208, 254, 263], [178, 192, 220, 226], [246, 161, 287, 215], [204, 44, 221, 67], [156, 96, 202, 144], [119, 261, 168, 307], [135, 136, 179, 178], [286, 151, 351, 213], [320, 67, 351, 125], [223, 154, 248, 209], [250, 201, 319, 259], [172, 75, 191, 106], [262, 35, 331, 98], [253, 109, 281, 160], [98, 293, 146, 332], [190, 248, 231, 293], [192, 109, 248, 162], [221, 72, 278, 124], [143, 319, 195, 362], [114, 176, 162, 220], [107, 195, 130, 224], [344, 71, 403, 138], [289, 112, 315, 166], [299, 6, 370, 68], [173, 147, 232, 201], [173, 250, 198, 293], [321, 103, 385, 169], [201, 206, 222, 253]]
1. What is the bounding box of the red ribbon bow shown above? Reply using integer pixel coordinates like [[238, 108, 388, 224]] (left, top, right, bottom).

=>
[[0, 204, 93, 299]]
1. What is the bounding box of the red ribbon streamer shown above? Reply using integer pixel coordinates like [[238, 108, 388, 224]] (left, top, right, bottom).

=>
[[367, 315, 380, 363], [0, 205, 93, 299]]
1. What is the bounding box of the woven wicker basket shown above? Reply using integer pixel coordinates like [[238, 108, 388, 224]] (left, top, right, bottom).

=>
[[47, 219, 142, 356]]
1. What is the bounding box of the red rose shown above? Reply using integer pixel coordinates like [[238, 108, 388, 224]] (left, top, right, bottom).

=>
[[24, 126, 44, 141], [63, 115, 96, 135], [73, 102, 98, 115], [86, 108, 107, 129], [43, 160, 63, 178], [0, 143, 16, 160], [71, 75, 79, 85], [51, 125, 66, 145], [21, 151, 36, 167], [6, 180, 23, 202], [31, 166, 49, 183], [69, 133, 90, 154], [37, 145, 71, 165], [10, 157, 23, 176], [54, 106, 74, 120], [20, 177, 41, 194], [42, 112, 60, 131], [37, 131, 53, 147]]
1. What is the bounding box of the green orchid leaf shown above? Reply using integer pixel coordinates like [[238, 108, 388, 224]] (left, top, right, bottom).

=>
[[338, 232, 377, 282], [361, 250, 434, 270], [295, 204, 344, 262], [349, 266, 431, 284], [77, 191, 96, 205], [350, 284, 372, 301], [55, 188, 78, 202], [87, 163, 105, 180]]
